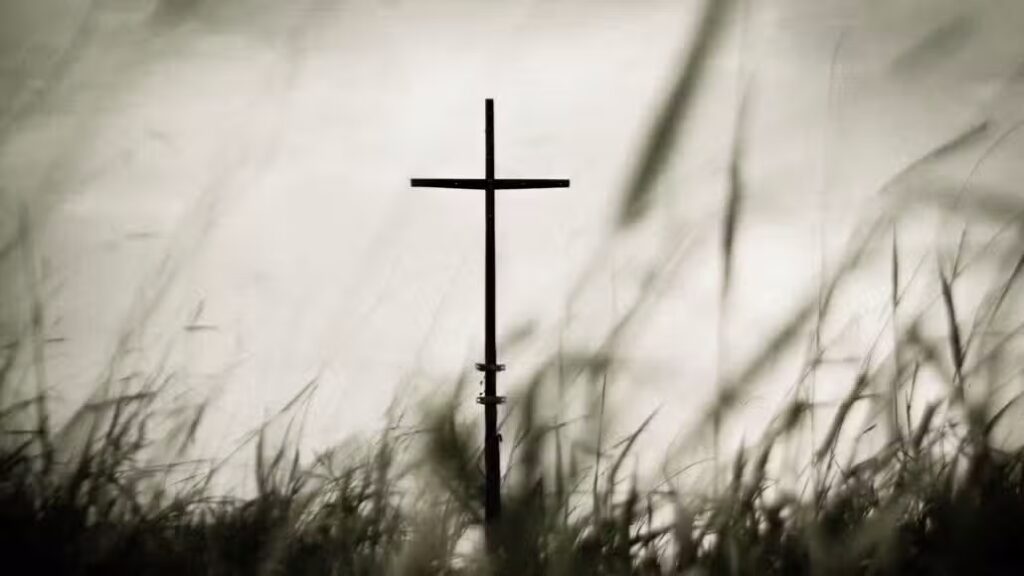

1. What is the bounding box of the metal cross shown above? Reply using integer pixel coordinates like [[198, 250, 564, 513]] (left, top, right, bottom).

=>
[[411, 99, 569, 526]]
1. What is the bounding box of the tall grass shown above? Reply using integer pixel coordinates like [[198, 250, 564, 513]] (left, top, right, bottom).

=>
[[4, 1, 1024, 574], [4, 192, 1024, 574]]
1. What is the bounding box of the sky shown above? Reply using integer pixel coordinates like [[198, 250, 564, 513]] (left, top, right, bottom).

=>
[[2, 0, 1024, 488]]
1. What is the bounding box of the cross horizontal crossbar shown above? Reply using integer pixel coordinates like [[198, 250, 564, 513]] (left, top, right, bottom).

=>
[[410, 178, 570, 190]]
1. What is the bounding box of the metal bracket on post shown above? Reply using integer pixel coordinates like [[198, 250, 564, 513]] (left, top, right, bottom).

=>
[[476, 395, 506, 405], [475, 362, 505, 373], [476, 363, 506, 405]]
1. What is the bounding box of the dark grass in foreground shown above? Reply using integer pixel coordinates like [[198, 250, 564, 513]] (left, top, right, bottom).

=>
[[3, 290, 1024, 576]]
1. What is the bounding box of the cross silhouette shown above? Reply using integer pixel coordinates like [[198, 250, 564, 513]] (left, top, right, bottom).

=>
[[411, 99, 569, 526]]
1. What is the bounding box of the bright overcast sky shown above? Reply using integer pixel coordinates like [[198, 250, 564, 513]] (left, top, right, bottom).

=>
[[2, 0, 1023, 484]]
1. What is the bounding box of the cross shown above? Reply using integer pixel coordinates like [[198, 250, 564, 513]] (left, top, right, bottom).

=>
[[411, 99, 569, 526]]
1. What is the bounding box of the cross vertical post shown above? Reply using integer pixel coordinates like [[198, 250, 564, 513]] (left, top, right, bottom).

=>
[[482, 99, 501, 524], [411, 99, 569, 535]]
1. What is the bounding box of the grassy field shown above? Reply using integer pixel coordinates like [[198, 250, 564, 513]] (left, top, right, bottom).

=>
[[4, 1, 1024, 574], [3, 246, 1024, 576]]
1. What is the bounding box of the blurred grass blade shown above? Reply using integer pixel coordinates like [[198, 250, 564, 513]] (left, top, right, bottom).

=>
[[881, 122, 989, 196], [891, 14, 975, 75], [816, 372, 870, 463], [617, 0, 735, 228], [938, 266, 965, 404], [721, 86, 750, 298]]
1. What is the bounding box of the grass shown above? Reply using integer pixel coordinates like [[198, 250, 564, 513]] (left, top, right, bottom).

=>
[[4, 1, 1024, 574], [3, 208, 1024, 575]]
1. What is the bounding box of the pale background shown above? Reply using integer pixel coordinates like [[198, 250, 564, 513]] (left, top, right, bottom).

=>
[[1, 0, 1023, 489]]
